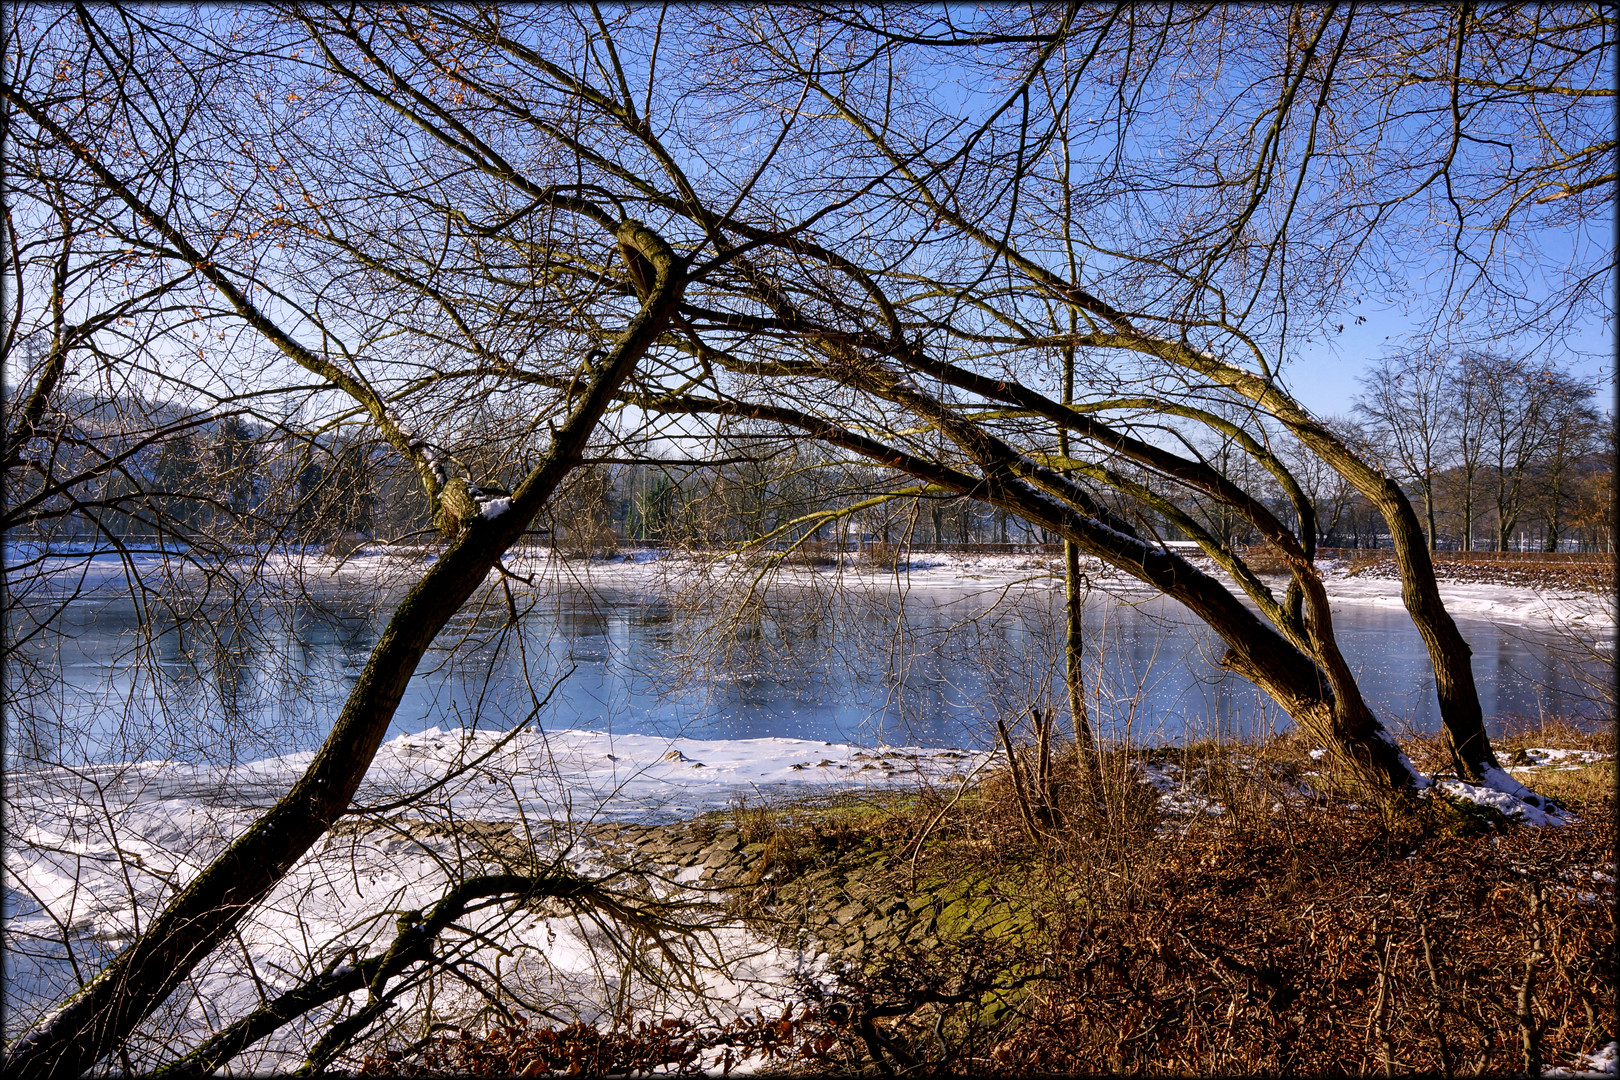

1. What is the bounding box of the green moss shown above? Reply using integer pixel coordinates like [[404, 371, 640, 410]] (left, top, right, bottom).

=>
[[1434, 792, 1513, 836]]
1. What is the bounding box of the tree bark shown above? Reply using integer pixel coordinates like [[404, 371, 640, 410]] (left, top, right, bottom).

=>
[[1063, 540, 1101, 796], [1463, 470, 1476, 551], [1, 224, 684, 1080], [1423, 481, 1437, 552], [1314, 441, 1497, 782], [651, 390, 1423, 797]]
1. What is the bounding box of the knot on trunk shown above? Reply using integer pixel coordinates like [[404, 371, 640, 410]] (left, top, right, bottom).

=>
[[434, 478, 511, 537]]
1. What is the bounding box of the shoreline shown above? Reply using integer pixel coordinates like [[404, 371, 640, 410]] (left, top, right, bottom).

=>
[[8, 543, 1613, 630], [8, 728, 1610, 1073]]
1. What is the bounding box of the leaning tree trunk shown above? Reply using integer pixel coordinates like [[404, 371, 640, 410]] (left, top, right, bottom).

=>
[[1145, 349, 1503, 786], [854, 151, 1499, 786], [1018, 481, 1419, 799], [698, 388, 1426, 798], [2, 226, 684, 1080], [897, 369, 1423, 799], [1368, 472, 1499, 782], [1087, 530, 1419, 799]]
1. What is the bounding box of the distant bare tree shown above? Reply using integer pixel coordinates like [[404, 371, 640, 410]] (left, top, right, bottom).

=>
[[1356, 352, 1451, 550], [1472, 355, 1563, 551], [1531, 375, 1604, 552], [1443, 353, 1496, 551]]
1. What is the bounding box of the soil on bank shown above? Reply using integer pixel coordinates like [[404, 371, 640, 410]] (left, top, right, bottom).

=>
[[1340, 552, 1613, 592]]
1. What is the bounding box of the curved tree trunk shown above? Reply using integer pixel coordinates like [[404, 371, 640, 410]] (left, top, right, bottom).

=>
[[879, 358, 1420, 798], [1141, 352, 1500, 785], [1076, 523, 1418, 798], [866, 165, 1498, 783], [2, 226, 684, 1080], [655, 391, 1424, 798], [1291, 429, 1497, 782]]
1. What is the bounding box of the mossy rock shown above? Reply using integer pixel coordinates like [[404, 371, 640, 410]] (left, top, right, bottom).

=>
[[937, 894, 1000, 937]]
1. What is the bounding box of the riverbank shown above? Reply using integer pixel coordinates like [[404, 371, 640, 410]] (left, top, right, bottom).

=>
[[422, 545, 1620, 630], [8, 724, 1612, 1073], [1339, 551, 1613, 593], [11, 542, 1612, 630], [360, 723, 1616, 1075]]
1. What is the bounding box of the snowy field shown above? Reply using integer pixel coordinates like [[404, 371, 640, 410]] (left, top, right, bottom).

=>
[[8, 722, 1604, 1069], [3, 728, 992, 1070]]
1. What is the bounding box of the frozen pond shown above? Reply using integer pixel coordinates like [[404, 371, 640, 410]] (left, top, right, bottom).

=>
[[5, 562, 1599, 768]]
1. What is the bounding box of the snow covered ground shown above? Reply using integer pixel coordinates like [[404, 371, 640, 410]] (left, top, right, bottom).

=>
[[493, 547, 1616, 630], [1318, 564, 1614, 630], [8, 541, 1611, 628], [3, 728, 988, 1070], [7, 720, 1610, 1070], [1550, 1041, 1619, 1078], [359, 547, 1620, 631]]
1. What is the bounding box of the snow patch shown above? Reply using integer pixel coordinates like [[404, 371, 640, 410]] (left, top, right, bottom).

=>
[[6, 729, 967, 1068], [1436, 778, 1571, 827], [1133, 761, 1223, 817], [1321, 565, 1613, 629], [1507, 747, 1610, 771], [1397, 753, 1434, 789], [1549, 1041, 1618, 1078]]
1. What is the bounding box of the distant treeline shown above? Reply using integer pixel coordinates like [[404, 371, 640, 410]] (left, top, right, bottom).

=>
[[7, 350, 1611, 556]]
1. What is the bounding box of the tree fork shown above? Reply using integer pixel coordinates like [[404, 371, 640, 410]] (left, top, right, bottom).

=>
[[1141, 342, 1499, 783], [646, 392, 1422, 797]]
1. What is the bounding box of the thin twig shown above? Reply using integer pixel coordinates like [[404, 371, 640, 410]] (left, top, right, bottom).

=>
[[1419, 917, 1455, 1079], [1518, 882, 1547, 1079], [996, 713, 1040, 843]]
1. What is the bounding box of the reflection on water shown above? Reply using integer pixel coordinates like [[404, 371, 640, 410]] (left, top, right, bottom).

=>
[[5, 570, 1602, 765]]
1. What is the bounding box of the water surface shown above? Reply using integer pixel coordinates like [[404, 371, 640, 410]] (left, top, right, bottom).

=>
[[6, 561, 1597, 768]]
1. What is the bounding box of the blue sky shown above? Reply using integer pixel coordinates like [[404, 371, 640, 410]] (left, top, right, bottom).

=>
[[1284, 300, 1614, 419]]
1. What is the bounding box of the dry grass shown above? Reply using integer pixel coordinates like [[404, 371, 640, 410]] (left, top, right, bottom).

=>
[[769, 733, 1617, 1076], [859, 541, 905, 569], [967, 816, 1614, 1075]]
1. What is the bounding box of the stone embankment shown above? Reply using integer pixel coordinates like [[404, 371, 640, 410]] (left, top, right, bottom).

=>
[[571, 818, 1039, 968], [341, 811, 1043, 967]]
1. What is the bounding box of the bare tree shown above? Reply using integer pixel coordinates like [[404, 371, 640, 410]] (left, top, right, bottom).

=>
[[1529, 373, 1603, 552], [5, 5, 1603, 1072], [1473, 355, 1563, 551], [1356, 351, 1451, 550], [654, 4, 1571, 784], [1444, 353, 1496, 551], [4, 7, 691, 1074]]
